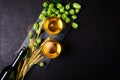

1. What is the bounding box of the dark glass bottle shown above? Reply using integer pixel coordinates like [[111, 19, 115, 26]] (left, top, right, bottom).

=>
[[0, 47, 27, 80]]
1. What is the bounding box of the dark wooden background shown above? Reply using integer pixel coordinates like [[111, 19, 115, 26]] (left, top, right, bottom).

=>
[[0, 0, 119, 80]]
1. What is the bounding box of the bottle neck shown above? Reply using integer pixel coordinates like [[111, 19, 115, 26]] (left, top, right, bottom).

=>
[[11, 50, 24, 67], [11, 47, 27, 68]]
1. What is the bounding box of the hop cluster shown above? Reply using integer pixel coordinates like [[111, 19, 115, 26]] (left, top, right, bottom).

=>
[[39, 2, 81, 29]]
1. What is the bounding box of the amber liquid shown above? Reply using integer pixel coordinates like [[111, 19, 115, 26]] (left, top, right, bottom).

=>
[[48, 21, 59, 32], [44, 17, 63, 35], [42, 40, 61, 58]]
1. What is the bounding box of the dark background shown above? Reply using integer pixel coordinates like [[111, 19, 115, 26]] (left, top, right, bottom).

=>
[[0, 0, 119, 80]]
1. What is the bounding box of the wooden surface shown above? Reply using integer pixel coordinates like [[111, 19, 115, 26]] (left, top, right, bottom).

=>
[[0, 0, 119, 80]]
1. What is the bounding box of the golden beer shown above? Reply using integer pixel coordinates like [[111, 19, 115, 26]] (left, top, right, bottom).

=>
[[44, 17, 64, 35], [42, 40, 61, 58]]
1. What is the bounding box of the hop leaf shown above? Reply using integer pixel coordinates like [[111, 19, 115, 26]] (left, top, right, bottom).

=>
[[52, 0, 62, 3]]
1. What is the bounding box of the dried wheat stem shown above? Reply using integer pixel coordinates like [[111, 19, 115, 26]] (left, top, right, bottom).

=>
[[28, 37, 50, 63], [37, 20, 45, 38], [28, 53, 42, 67], [17, 58, 28, 80], [18, 34, 51, 80], [22, 56, 44, 80]]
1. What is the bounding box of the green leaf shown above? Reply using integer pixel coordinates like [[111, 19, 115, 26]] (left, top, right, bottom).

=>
[[28, 32, 34, 39], [26, 47, 31, 58], [52, 0, 62, 3]]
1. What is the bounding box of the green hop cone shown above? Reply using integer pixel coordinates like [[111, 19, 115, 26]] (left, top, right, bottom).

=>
[[43, 2, 48, 8], [69, 9, 75, 15], [55, 10, 59, 14], [72, 22, 78, 29], [65, 11, 69, 15], [52, 8, 56, 13], [47, 10, 52, 16], [39, 14, 45, 20], [49, 3, 54, 9], [71, 15, 77, 20], [65, 17, 71, 23], [60, 7, 65, 13], [33, 22, 39, 30], [75, 9, 80, 13], [39, 61, 45, 67], [57, 3, 62, 9], [73, 3, 81, 9], [36, 38, 41, 44], [34, 42, 40, 49], [65, 4, 70, 10], [62, 14, 67, 20], [51, 14, 56, 17], [42, 10, 47, 16], [57, 14, 61, 18]]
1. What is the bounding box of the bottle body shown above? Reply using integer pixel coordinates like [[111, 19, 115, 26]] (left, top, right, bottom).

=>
[[0, 66, 16, 80], [0, 47, 27, 80]]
